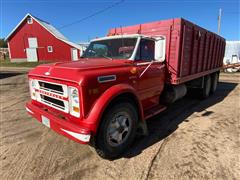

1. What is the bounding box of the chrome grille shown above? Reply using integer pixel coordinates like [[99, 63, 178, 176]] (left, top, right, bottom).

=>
[[40, 95, 65, 110], [34, 80, 69, 113], [38, 81, 64, 95]]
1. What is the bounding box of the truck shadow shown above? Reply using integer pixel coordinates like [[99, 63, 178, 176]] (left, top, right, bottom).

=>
[[123, 81, 238, 159]]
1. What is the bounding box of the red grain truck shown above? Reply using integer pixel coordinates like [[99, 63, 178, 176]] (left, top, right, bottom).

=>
[[26, 18, 225, 159]]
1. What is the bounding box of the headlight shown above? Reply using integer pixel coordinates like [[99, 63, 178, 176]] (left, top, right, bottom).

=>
[[72, 89, 79, 104], [29, 79, 37, 100], [31, 79, 37, 88], [68, 87, 80, 117]]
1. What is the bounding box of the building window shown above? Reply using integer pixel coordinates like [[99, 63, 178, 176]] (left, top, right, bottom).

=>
[[47, 46, 53, 52], [27, 17, 33, 24]]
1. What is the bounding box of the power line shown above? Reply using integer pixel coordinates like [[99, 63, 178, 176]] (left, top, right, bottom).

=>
[[58, 0, 124, 29]]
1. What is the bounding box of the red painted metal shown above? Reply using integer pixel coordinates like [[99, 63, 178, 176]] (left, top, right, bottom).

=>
[[8, 18, 80, 62], [26, 18, 226, 145], [108, 18, 226, 84], [26, 102, 90, 144]]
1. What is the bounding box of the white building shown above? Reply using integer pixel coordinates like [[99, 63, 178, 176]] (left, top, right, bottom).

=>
[[224, 41, 240, 72]]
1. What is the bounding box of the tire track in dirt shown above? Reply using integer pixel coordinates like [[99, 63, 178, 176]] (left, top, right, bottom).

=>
[[143, 99, 204, 180], [146, 75, 240, 180]]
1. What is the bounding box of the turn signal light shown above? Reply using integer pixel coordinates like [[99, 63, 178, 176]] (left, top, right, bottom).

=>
[[73, 106, 79, 112]]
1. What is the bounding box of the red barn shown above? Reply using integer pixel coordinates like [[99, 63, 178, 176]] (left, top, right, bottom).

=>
[[6, 13, 84, 62]]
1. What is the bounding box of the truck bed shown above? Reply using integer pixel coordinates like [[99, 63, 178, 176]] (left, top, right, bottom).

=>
[[108, 18, 226, 84]]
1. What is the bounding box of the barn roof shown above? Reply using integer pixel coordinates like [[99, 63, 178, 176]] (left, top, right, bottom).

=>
[[6, 13, 83, 50]]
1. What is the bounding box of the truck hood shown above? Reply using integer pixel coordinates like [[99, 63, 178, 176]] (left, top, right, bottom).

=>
[[28, 58, 132, 84]]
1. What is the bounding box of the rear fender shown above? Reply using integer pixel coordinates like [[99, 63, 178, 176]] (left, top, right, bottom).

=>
[[85, 84, 143, 134]]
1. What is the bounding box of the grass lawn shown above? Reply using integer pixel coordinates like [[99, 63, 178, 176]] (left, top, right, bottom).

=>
[[0, 58, 48, 68]]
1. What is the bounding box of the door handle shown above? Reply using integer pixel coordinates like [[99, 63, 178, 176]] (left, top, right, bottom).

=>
[[156, 65, 165, 70]]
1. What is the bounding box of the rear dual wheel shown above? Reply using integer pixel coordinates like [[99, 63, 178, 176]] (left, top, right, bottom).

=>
[[200, 75, 211, 99], [200, 72, 219, 99], [210, 72, 219, 94]]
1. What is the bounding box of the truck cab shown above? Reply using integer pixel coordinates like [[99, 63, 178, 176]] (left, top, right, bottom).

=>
[[82, 34, 166, 110], [26, 34, 167, 159]]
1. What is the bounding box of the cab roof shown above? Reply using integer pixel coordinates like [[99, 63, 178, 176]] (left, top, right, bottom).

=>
[[91, 34, 154, 42]]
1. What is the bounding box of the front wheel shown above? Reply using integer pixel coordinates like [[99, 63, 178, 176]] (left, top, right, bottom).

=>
[[95, 101, 138, 159]]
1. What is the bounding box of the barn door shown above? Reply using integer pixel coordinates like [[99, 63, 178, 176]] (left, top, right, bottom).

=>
[[71, 48, 78, 61], [26, 48, 38, 62], [27, 37, 38, 62], [28, 38, 38, 48]]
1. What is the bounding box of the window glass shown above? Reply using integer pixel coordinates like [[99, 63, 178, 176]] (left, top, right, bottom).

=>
[[82, 38, 137, 59], [47, 46, 53, 52], [136, 39, 155, 61], [27, 17, 33, 24], [93, 44, 108, 57]]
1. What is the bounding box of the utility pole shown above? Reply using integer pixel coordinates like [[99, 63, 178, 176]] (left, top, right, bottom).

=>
[[218, 8, 222, 35]]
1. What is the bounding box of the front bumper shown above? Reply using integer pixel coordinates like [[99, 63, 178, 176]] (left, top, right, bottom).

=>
[[26, 102, 91, 144]]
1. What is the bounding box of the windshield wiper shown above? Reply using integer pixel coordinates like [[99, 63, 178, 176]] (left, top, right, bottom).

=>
[[100, 54, 112, 60]]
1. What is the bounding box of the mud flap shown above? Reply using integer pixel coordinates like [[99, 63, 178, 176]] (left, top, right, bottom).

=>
[[137, 120, 149, 136]]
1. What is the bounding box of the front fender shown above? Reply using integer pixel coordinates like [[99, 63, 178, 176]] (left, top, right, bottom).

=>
[[84, 83, 143, 134]]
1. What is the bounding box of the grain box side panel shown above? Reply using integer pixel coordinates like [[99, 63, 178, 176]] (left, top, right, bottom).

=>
[[219, 40, 225, 67], [191, 29, 200, 74], [200, 33, 207, 72], [176, 19, 225, 84], [219, 41, 225, 67], [213, 38, 220, 68], [108, 18, 225, 85], [211, 36, 218, 69], [203, 34, 210, 71], [209, 35, 216, 70], [179, 24, 192, 77], [218, 39, 225, 67], [196, 29, 205, 73], [216, 39, 223, 67]]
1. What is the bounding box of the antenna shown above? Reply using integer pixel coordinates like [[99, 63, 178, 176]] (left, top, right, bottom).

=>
[[120, 25, 124, 46], [218, 8, 222, 35]]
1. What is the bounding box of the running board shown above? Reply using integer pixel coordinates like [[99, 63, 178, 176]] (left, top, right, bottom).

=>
[[144, 105, 167, 120]]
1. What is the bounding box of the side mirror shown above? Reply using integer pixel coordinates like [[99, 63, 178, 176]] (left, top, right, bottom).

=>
[[154, 37, 166, 62]]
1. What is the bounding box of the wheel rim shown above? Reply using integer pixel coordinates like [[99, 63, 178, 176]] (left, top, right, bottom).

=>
[[107, 112, 132, 147]]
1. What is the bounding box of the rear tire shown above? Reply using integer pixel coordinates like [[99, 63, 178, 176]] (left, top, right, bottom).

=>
[[210, 72, 219, 94], [95, 101, 138, 159], [200, 75, 211, 99]]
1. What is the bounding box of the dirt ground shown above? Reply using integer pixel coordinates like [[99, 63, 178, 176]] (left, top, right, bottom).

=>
[[0, 69, 239, 180]]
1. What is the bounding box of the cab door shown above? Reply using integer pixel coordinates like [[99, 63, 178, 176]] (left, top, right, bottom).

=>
[[135, 38, 165, 110]]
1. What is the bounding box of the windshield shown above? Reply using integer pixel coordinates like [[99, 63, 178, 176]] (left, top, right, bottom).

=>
[[82, 38, 137, 59]]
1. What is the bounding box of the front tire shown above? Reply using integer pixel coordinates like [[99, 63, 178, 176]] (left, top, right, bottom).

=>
[[95, 101, 138, 159]]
